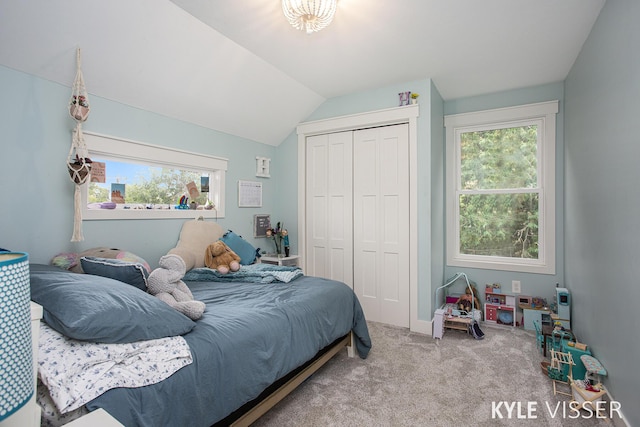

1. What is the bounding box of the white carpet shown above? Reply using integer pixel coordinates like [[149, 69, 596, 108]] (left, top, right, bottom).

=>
[[253, 322, 616, 427]]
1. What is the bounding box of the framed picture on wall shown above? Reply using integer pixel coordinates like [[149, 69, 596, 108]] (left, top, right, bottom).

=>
[[254, 214, 271, 238]]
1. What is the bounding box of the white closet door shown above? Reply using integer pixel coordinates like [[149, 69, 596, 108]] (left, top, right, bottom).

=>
[[353, 124, 410, 327], [305, 132, 353, 287]]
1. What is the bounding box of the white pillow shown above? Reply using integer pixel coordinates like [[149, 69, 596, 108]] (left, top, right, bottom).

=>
[[168, 219, 224, 271]]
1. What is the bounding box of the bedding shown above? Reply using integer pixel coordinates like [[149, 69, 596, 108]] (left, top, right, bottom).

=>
[[167, 218, 225, 270], [30, 264, 196, 343], [220, 230, 261, 265], [184, 263, 303, 283], [32, 265, 371, 427], [441, 302, 482, 322], [79, 256, 149, 290], [38, 323, 192, 414]]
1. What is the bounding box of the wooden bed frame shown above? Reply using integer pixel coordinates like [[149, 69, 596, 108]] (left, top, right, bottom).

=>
[[217, 332, 355, 427]]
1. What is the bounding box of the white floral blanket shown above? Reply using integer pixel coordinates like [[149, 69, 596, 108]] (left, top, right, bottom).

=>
[[38, 323, 193, 414]]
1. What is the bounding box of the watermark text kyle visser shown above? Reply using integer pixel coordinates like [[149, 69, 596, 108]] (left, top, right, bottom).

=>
[[491, 401, 622, 420]]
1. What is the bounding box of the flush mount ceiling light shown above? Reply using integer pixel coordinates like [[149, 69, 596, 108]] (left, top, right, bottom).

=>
[[282, 0, 337, 34]]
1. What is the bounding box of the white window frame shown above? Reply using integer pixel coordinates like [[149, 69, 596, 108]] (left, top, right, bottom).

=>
[[81, 131, 227, 220], [445, 101, 558, 274]]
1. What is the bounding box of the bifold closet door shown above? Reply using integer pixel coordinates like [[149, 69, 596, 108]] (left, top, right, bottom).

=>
[[353, 124, 410, 328], [305, 131, 353, 288]]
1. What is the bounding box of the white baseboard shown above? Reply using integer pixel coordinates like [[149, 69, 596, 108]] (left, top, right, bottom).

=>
[[605, 389, 631, 427], [411, 318, 432, 335]]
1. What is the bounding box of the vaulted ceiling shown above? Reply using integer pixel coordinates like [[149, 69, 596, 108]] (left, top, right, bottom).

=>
[[0, 0, 605, 146]]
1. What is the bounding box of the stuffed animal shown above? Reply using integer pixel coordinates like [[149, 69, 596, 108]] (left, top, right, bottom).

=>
[[204, 241, 241, 274], [51, 247, 150, 274], [146, 254, 205, 320], [168, 219, 225, 271], [456, 284, 481, 313]]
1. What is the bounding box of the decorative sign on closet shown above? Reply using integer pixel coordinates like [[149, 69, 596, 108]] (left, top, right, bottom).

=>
[[238, 180, 262, 207]]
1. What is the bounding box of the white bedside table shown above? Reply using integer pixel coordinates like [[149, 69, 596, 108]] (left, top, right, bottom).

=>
[[260, 255, 300, 267]]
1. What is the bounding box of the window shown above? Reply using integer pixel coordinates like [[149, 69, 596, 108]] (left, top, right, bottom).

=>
[[82, 132, 227, 220], [445, 101, 558, 274]]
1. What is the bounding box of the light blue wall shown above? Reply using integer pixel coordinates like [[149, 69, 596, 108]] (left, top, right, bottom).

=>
[[272, 132, 299, 255], [564, 0, 640, 425], [275, 79, 439, 323], [304, 79, 431, 123], [0, 65, 277, 268], [442, 82, 566, 312], [430, 81, 445, 313]]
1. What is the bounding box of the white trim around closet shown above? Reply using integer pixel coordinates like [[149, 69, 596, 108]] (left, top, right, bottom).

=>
[[296, 104, 423, 333]]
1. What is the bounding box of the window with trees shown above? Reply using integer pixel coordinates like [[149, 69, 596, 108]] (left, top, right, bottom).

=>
[[82, 132, 227, 220], [445, 101, 558, 274]]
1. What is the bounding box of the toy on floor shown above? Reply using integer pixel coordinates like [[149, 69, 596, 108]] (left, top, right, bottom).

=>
[[468, 319, 485, 340], [434, 273, 484, 339], [581, 355, 607, 385], [456, 283, 481, 312], [570, 355, 607, 409], [549, 349, 575, 397]]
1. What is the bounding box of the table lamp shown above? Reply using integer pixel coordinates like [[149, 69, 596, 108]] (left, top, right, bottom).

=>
[[0, 252, 32, 421]]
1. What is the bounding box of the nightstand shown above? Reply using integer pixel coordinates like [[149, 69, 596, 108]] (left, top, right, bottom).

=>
[[260, 255, 300, 268]]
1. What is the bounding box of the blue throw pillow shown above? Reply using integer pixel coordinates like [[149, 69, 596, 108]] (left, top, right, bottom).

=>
[[29, 264, 196, 343], [220, 230, 260, 265], [80, 256, 148, 291]]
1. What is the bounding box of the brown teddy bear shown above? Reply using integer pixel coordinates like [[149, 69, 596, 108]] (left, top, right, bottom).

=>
[[204, 241, 241, 274], [456, 284, 481, 312]]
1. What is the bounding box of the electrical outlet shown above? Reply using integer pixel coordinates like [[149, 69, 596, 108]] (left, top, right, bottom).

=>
[[512, 280, 521, 293]]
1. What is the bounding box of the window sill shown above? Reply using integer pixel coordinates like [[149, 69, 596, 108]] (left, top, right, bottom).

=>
[[83, 208, 223, 220], [448, 255, 555, 275]]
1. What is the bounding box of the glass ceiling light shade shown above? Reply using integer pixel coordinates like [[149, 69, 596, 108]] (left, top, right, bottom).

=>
[[282, 0, 337, 34]]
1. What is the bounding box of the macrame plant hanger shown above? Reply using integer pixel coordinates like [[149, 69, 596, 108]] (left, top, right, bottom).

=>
[[67, 47, 92, 242]]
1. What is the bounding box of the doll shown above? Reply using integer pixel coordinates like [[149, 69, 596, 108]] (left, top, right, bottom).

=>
[[456, 284, 481, 312]]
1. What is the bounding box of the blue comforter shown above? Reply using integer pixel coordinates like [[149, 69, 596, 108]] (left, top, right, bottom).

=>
[[184, 263, 304, 283], [86, 275, 371, 427]]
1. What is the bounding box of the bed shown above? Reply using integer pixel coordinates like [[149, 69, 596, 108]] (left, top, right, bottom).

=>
[[30, 258, 371, 427]]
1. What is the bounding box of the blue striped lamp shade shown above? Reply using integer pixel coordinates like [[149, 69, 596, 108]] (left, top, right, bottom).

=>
[[0, 252, 33, 421]]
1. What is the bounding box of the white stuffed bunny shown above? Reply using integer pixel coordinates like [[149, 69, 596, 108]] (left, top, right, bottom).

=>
[[147, 254, 205, 320]]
